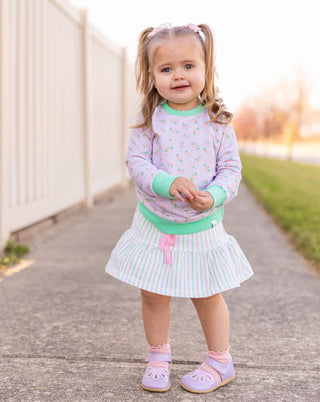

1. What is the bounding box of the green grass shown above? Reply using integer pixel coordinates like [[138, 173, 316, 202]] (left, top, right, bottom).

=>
[[241, 154, 320, 270], [0, 241, 30, 272]]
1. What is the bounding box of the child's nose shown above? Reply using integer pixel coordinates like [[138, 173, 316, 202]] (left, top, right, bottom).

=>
[[174, 69, 185, 80]]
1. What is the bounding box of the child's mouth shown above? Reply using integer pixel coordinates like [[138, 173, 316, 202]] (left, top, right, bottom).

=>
[[172, 85, 189, 91]]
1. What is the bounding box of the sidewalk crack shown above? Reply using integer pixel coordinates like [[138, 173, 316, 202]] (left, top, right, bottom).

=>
[[1, 354, 319, 372]]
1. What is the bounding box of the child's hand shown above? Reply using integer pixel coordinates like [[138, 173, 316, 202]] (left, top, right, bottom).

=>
[[169, 177, 200, 202], [186, 191, 213, 212]]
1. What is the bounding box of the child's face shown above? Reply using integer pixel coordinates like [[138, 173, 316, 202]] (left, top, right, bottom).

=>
[[150, 36, 205, 111]]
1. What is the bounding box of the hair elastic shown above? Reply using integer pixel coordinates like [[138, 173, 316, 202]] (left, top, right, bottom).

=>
[[184, 23, 206, 43], [147, 23, 172, 38], [147, 23, 205, 43]]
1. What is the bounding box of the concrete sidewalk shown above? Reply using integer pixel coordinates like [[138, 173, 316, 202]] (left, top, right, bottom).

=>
[[0, 183, 319, 401]]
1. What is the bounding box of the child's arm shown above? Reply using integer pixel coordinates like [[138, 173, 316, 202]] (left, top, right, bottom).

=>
[[183, 124, 242, 212], [126, 125, 199, 202], [204, 124, 242, 207], [126, 124, 181, 198], [126, 126, 162, 196]]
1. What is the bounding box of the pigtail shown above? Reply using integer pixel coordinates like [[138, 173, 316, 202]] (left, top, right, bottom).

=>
[[198, 24, 233, 124], [135, 28, 153, 95], [133, 28, 163, 130], [198, 24, 214, 101]]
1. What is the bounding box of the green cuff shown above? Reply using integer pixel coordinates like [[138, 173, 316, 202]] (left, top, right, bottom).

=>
[[205, 185, 227, 207], [152, 171, 177, 198]]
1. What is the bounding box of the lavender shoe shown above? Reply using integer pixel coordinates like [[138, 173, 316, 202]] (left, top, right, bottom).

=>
[[180, 356, 235, 393], [141, 352, 172, 392]]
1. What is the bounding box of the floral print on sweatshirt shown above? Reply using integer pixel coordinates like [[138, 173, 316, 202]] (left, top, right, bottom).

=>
[[126, 104, 242, 224]]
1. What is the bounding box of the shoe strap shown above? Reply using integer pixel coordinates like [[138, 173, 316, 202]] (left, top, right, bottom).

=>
[[204, 356, 231, 379], [145, 352, 172, 363]]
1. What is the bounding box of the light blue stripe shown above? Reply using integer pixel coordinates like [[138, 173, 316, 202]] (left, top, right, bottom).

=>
[[106, 208, 253, 297]]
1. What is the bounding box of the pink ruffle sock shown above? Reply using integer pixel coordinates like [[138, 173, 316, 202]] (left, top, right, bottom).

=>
[[207, 346, 231, 364], [148, 339, 171, 368], [202, 346, 231, 383]]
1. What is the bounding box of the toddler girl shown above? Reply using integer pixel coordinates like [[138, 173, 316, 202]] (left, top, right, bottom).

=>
[[105, 23, 253, 394]]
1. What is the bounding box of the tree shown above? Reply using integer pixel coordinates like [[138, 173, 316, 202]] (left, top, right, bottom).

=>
[[279, 67, 312, 159], [234, 92, 287, 141], [233, 103, 260, 141], [234, 66, 314, 149]]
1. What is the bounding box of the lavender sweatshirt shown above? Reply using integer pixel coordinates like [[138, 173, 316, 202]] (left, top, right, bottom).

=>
[[126, 102, 242, 234]]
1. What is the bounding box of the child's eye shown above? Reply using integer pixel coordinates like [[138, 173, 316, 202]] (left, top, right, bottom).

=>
[[161, 67, 171, 73], [185, 64, 194, 70]]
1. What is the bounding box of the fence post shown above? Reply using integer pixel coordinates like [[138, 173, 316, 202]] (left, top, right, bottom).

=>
[[0, 0, 10, 249], [81, 9, 93, 207]]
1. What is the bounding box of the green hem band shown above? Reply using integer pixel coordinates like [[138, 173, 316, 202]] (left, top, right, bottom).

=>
[[139, 201, 224, 235]]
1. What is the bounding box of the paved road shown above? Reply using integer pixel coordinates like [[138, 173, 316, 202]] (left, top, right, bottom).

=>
[[0, 183, 319, 401]]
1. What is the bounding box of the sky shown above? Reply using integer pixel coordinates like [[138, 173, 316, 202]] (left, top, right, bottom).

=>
[[70, 0, 320, 113]]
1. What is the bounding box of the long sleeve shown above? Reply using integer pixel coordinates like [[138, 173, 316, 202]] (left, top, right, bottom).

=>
[[125, 125, 177, 198], [205, 124, 242, 205], [125, 126, 158, 197]]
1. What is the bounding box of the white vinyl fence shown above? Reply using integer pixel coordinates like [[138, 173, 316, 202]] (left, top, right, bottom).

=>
[[0, 0, 138, 248]]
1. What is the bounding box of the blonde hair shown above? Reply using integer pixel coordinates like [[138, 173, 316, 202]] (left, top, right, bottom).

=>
[[134, 24, 233, 129]]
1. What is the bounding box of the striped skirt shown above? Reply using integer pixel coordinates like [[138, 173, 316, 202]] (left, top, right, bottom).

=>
[[105, 207, 253, 298]]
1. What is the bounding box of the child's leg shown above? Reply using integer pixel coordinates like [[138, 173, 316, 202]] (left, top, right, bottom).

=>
[[140, 289, 172, 392], [191, 293, 231, 379], [191, 293, 229, 351], [141, 289, 172, 346], [180, 293, 234, 393]]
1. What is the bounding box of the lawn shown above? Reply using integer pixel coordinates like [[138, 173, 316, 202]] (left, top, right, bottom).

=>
[[241, 154, 320, 271]]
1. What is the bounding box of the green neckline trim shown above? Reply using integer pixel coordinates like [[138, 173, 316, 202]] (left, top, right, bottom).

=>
[[162, 102, 204, 116]]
